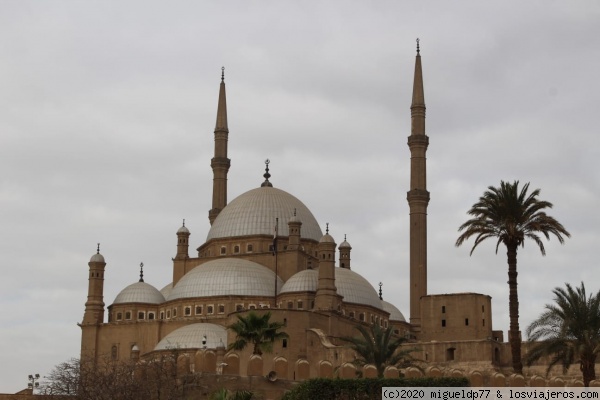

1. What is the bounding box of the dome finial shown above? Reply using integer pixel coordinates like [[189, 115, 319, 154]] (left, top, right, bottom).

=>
[[97, 243, 100, 254], [221, 66, 225, 82], [182, 218, 186, 227], [416, 38, 420, 55], [261, 159, 273, 187], [294, 208, 297, 217], [139, 262, 144, 283], [326, 223, 329, 234], [379, 282, 383, 300]]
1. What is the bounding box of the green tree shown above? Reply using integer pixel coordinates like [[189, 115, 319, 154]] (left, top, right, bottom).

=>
[[526, 282, 600, 387], [227, 311, 289, 355], [341, 323, 419, 378], [456, 180, 570, 374]]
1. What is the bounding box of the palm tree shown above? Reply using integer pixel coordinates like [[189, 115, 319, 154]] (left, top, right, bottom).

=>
[[526, 282, 600, 387], [227, 311, 288, 355], [210, 388, 257, 400], [341, 323, 419, 378], [455, 180, 570, 374]]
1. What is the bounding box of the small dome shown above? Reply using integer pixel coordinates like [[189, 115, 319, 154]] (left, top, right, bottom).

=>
[[319, 233, 335, 244], [207, 187, 322, 242], [278, 269, 316, 293], [177, 225, 190, 234], [288, 214, 301, 224], [168, 258, 283, 301], [154, 323, 227, 351], [113, 282, 165, 305], [131, 345, 140, 352], [381, 300, 406, 322], [160, 283, 173, 299], [339, 240, 351, 249], [280, 268, 383, 310], [90, 252, 105, 263]]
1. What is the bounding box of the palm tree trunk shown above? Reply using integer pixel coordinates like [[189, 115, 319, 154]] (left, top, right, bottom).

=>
[[581, 355, 596, 387], [507, 244, 523, 374]]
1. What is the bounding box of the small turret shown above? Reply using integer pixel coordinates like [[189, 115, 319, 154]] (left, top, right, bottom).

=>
[[83, 244, 106, 325], [175, 219, 190, 260], [287, 209, 302, 250], [338, 234, 352, 269], [314, 224, 340, 311]]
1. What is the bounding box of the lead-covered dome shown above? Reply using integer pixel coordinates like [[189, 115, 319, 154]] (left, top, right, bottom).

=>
[[168, 258, 283, 301], [381, 300, 406, 322], [113, 282, 165, 305], [154, 323, 227, 351], [206, 187, 322, 241], [280, 268, 383, 310]]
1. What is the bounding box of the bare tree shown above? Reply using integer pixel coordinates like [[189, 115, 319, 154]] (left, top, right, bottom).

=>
[[42, 354, 186, 400]]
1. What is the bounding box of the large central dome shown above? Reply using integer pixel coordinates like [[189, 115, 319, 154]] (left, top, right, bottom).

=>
[[207, 186, 323, 241]]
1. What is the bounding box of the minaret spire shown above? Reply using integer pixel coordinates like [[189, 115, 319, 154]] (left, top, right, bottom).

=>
[[407, 39, 430, 330], [209, 67, 231, 225]]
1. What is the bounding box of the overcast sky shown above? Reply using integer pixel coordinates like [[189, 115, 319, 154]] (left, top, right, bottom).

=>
[[1, 0, 599, 393]]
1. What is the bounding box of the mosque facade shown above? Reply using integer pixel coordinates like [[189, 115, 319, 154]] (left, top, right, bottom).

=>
[[79, 47, 508, 380]]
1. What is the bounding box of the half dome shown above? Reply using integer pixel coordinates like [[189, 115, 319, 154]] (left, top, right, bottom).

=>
[[381, 300, 406, 322], [154, 323, 227, 351], [206, 186, 322, 241], [160, 283, 173, 299], [167, 258, 283, 301], [113, 282, 165, 305], [280, 268, 383, 310]]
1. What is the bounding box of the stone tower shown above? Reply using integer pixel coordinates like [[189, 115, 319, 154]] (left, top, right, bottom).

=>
[[208, 67, 230, 225], [407, 40, 429, 329]]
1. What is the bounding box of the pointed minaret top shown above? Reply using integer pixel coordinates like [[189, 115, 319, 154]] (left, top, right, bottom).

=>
[[214, 66, 228, 133], [411, 39, 425, 108], [139, 262, 144, 283], [261, 159, 273, 187]]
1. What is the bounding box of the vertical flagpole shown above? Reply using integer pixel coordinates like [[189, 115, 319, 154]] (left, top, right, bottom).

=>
[[273, 217, 278, 306]]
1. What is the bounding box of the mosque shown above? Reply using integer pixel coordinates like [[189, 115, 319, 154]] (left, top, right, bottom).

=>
[[79, 45, 508, 380]]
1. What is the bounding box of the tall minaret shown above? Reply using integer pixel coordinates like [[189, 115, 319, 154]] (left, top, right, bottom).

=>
[[208, 67, 231, 225], [407, 39, 429, 329]]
